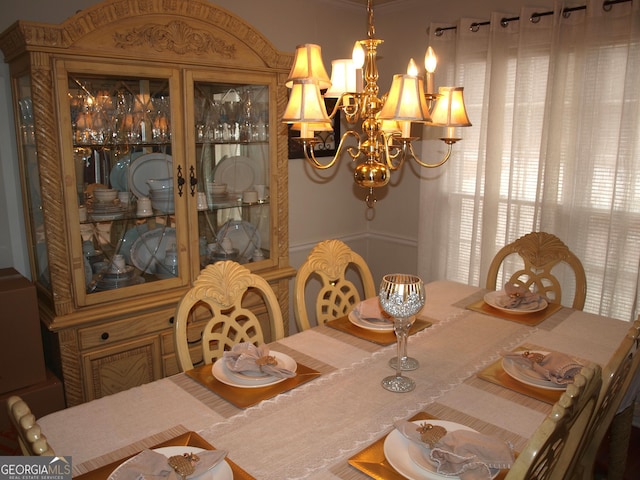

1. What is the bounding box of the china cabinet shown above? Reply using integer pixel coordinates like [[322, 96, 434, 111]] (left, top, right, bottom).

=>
[[0, 0, 295, 406]]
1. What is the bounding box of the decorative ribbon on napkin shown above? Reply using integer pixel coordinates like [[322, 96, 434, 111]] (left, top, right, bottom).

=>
[[109, 448, 227, 480], [395, 421, 514, 480], [354, 296, 391, 323], [223, 343, 296, 378], [501, 282, 543, 309], [503, 350, 583, 385]]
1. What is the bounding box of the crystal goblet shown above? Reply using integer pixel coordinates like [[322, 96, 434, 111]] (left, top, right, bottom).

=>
[[378, 274, 425, 393], [388, 314, 419, 371]]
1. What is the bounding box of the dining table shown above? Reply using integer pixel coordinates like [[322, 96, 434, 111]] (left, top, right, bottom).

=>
[[38, 280, 636, 480]]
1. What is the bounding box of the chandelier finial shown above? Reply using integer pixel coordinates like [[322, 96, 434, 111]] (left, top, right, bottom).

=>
[[367, 0, 375, 38]]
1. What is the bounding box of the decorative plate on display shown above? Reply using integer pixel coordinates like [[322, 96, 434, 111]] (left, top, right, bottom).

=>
[[217, 220, 260, 259], [119, 224, 150, 264], [128, 152, 173, 198], [109, 151, 143, 192], [213, 155, 262, 195], [129, 227, 176, 274]]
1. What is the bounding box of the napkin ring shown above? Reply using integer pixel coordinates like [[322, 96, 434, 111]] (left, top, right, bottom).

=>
[[256, 355, 278, 371], [417, 423, 447, 448], [522, 351, 545, 364], [168, 452, 200, 478]]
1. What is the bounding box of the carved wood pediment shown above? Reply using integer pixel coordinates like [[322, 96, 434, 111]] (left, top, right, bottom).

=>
[[113, 20, 236, 58]]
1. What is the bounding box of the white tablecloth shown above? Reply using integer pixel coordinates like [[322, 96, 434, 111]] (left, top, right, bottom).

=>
[[39, 280, 633, 479]]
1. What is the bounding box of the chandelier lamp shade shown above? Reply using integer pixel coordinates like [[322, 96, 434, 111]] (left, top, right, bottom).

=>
[[282, 0, 471, 207]]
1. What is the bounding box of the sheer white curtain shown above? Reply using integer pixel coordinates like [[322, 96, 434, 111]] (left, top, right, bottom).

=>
[[417, 0, 640, 321]]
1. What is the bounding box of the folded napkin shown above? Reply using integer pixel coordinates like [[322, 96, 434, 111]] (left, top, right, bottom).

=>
[[501, 282, 543, 309], [395, 421, 514, 480], [354, 297, 391, 323], [503, 350, 583, 385], [223, 343, 296, 378], [110, 448, 227, 480]]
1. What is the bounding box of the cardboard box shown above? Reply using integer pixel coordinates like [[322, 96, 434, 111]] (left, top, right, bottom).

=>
[[0, 268, 47, 393], [0, 369, 66, 434]]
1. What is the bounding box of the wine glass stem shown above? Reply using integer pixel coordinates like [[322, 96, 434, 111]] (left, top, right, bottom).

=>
[[400, 331, 408, 361], [395, 317, 409, 377]]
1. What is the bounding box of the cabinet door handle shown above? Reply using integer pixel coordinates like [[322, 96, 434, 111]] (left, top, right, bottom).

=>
[[101, 332, 110, 341], [177, 165, 185, 197], [189, 166, 197, 196]]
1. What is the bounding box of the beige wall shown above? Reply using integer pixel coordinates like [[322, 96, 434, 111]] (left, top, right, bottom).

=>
[[0, 0, 554, 326]]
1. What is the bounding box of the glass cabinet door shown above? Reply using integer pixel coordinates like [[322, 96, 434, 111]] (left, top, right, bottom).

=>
[[193, 81, 271, 268], [15, 74, 50, 289], [65, 69, 183, 299]]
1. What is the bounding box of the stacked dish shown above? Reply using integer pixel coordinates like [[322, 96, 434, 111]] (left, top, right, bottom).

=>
[[501, 351, 568, 391], [93, 265, 144, 291], [89, 201, 127, 221], [212, 351, 297, 389], [384, 420, 481, 480], [483, 290, 548, 314], [147, 178, 174, 214], [348, 298, 394, 332]]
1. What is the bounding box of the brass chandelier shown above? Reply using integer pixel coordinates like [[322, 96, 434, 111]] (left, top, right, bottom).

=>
[[282, 0, 471, 208]]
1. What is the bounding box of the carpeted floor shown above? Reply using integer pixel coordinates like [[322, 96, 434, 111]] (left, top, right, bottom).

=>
[[0, 426, 21, 456], [594, 425, 640, 480]]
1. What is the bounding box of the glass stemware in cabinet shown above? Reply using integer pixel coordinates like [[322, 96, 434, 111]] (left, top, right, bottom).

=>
[[379, 274, 425, 393]]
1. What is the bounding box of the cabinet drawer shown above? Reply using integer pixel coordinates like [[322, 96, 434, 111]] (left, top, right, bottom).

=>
[[82, 335, 163, 401], [79, 309, 175, 350]]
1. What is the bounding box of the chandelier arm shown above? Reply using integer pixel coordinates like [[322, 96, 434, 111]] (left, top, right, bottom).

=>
[[334, 129, 363, 161], [302, 130, 362, 169], [381, 133, 404, 171], [407, 140, 453, 168], [327, 93, 360, 121]]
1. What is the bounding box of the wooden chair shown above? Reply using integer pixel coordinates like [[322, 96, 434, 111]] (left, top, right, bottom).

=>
[[570, 318, 640, 480], [505, 362, 602, 480], [486, 232, 587, 309], [6, 395, 55, 456], [294, 239, 376, 331], [173, 261, 285, 371]]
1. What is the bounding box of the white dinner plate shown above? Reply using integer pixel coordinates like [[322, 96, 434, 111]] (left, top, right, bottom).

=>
[[128, 152, 173, 199], [109, 151, 143, 192], [384, 420, 476, 480], [501, 351, 567, 390], [347, 308, 394, 332], [217, 220, 261, 258], [108, 446, 232, 480], [212, 351, 297, 388], [130, 226, 176, 274], [119, 224, 150, 264], [484, 290, 548, 315], [213, 155, 260, 194]]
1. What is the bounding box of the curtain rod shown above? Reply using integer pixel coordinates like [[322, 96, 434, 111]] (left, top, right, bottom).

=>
[[433, 0, 631, 36]]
